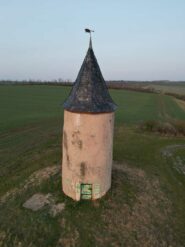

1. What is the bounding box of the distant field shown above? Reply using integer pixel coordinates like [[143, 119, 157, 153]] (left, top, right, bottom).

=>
[[0, 85, 185, 133], [146, 84, 185, 95], [0, 85, 185, 246]]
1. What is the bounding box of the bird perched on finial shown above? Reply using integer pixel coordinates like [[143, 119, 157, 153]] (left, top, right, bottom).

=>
[[85, 28, 94, 48], [85, 28, 94, 34]]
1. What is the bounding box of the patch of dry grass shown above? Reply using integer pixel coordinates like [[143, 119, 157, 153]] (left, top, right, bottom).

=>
[[95, 162, 174, 247]]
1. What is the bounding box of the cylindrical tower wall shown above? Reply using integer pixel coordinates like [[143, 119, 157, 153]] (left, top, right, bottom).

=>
[[62, 110, 114, 201]]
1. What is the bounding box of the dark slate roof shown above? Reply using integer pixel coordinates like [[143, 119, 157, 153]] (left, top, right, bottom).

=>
[[63, 38, 117, 113]]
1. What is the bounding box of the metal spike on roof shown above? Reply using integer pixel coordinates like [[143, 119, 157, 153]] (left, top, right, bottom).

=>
[[89, 36, 92, 49], [63, 33, 117, 113]]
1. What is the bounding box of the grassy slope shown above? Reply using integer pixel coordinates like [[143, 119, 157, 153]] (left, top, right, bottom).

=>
[[0, 85, 185, 246]]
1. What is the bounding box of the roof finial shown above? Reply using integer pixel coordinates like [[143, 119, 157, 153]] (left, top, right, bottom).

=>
[[85, 28, 94, 49]]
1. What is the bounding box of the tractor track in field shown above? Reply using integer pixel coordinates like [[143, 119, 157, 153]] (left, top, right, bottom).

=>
[[158, 94, 170, 120]]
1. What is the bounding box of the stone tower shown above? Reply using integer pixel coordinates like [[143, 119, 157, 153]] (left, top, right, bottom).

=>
[[62, 35, 117, 200]]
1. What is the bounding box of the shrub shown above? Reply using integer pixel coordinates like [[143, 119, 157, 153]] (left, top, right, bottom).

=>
[[140, 120, 158, 132], [171, 120, 185, 136], [139, 120, 185, 136]]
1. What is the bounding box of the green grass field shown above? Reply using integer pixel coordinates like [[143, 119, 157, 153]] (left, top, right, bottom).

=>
[[1, 85, 185, 132], [0, 85, 185, 246]]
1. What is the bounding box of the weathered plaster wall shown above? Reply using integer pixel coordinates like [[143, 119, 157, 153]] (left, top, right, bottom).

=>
[[62, 110, 114, 200]]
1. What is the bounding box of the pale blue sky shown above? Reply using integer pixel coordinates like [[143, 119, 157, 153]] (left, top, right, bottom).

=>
[[0, 0, 185, 81]]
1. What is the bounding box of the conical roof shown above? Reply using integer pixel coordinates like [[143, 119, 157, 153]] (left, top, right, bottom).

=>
[[63, 38, 117, 113]]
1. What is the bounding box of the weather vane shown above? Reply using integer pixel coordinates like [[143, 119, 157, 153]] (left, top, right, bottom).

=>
[[85, 28, 94, 37]]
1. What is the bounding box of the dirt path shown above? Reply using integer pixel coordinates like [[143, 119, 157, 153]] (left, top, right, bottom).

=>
[[174, 98, 185, 111]]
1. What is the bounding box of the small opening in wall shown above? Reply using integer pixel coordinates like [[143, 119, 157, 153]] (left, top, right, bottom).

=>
[[80, 184, 92, 200]]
